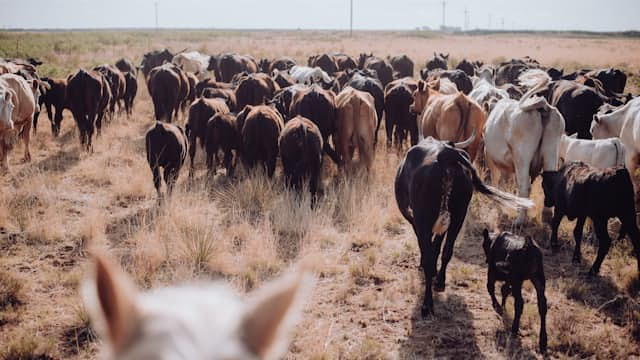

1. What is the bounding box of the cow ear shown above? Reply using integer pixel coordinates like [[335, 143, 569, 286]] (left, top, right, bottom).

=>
[[482, 101, 490, 114], [82, 252, 140, 354], [241, 272, 313, 359], [417, 80, 425, 92]]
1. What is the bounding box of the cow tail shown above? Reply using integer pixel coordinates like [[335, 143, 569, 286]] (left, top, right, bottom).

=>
[[457, 151, 535, 210], [432, 167, 453, 236], [454, 93, 472, 141]]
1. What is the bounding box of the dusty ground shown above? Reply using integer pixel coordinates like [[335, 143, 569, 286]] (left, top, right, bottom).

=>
[[0, 31, 639, 359]]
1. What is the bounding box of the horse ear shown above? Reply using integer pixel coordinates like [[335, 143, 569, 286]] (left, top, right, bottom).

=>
[[82, 252, 139, 354], [241, 272, 313, 359]]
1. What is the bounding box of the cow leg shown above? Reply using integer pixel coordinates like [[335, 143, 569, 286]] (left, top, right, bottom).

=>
[[357, 135, 374, 172], [572, 217, 586, 263], [384, 113, 394, 148], [205, 146, 216, 177], [532, 275, 548, 353], [549, 210, 563, 250], [224, 149, 235, 177], [513, 159, 532, 225], [510, 281, 524, 336], [434, 218, 464, 292], [53, 107, 63, 137], [623, 219, 640, 273], [266, 151, 277, 178], [501, 283, 511, 308], [309, 162, 321, 208], [188, 135, 197, 177], [589, 219, 612, 276], [151, 165, 163, 198], [415, 221, 435, 316], [21, 117, 32, 162], [487, 272, 502, 314], [430, 234, 444, 274], [485, 155, 502, 187], [323, 142, 342, 167], [164, 165, 179, 196]]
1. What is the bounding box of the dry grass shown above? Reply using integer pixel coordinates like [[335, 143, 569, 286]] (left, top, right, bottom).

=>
[[0, 30, 639, 359]]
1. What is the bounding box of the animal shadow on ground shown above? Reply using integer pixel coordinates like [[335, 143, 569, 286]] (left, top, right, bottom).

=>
[[31, 147, 81, 173], [493, 311, 540, 359], [106, 204, 159, 246], [398, 293, 482, 359]]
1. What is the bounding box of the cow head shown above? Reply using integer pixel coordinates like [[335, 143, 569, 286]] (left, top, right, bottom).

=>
[[0, 90, 15, 130], [589, 113, 614, 139], [410, 79, 439, 114]]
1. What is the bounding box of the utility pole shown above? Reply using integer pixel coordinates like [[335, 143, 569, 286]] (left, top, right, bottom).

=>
[[464, 7, 469, 31], [501, 17, 505, 30], [488, 14, 492, 29], [154, 1, 158, 30], [441, 0, 446, 28], [350, 0, 353, 37]]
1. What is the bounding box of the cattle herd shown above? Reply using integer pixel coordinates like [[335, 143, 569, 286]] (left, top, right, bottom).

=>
[[1, 47, 640, 357]]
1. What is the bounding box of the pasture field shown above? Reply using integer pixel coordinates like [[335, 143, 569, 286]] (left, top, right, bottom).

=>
[[0, 30, 639, 359]]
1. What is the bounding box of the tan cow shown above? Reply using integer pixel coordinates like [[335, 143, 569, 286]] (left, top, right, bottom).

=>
[[335, 87, 378, 171], [411, 79, 486, 162], [0, 73, 37, 172]]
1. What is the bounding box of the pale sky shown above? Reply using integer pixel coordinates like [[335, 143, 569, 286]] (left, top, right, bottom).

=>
[[0, 0, 638, 32]]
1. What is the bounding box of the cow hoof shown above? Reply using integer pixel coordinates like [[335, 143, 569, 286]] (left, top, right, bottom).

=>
[[421, 306, 434, 317]]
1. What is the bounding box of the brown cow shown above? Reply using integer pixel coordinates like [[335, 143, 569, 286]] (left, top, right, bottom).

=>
[[235, 73, 280, 111], [93, 64, 126, 116], [0, 74, 37, 171], [202, 87, 237, 111], [147, 64, 185, 123], [411, 79, 486, 162], [334, 87, 377, 171], [39, 77, 68, 136], [186, 97, 230, 175], [205, 113, 240, 177], [237, 105, 283, 177]]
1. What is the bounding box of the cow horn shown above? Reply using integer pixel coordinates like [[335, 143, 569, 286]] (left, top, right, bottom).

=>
[[454, 127, 477, 149]]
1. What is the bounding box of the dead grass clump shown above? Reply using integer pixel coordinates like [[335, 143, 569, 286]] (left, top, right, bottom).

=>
[[77, 208, 107, 251], [61, 304, 97, 355], [623, 271, 640, 297], [0, 332, 55, 360], [0, 271, 24, 308]]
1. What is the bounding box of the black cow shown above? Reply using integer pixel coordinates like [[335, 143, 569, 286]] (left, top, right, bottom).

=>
[[279, 115, 323, 203], [122, 72, 137, 116], [236, 105, 283, 177], [358, 53, 393, 87], [548, 80, 603, 139], [39, 77, 67, 137], [422, 69, 472, 95], [587, 68, 627, 96], [145, 121, 188, 199], [289, 85, 340, 165], [271, 84, 305, 121], [186, 98, 229, 175], [147, 64, 188, 123], [384, 78, 418, 148], [482, 229, 547, 353], [115, 58, 137, 75], [542, 162, 640, 275], [93, 64, 126, 116], [395, 136, 532, 316], [205, 113, 240, 177], [456, 59, 475, 77], [425, 52, 449, 71], [66, 69, 105, 150], [388, 54, 414, 79], [140, 48, 174, 79]]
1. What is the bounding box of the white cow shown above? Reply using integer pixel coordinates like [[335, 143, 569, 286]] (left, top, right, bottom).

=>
[[436, 77, 459, 95], [288, 66, 332, 88], [469, 69, 509, 113], [558, 134, 626, 168], [484, 71, 565, 224], [172, 51, 210, 81], [83, 253, 312, 360], [591, 97, 640, 183]]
